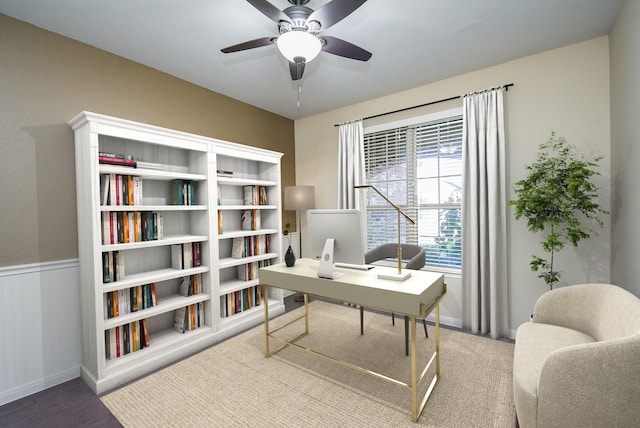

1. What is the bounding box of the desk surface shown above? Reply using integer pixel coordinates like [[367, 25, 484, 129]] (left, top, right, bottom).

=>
[[259, 258, 445, 317]]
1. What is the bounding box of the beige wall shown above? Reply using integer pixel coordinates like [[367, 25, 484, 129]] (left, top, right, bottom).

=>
[[295, 37, 612, 332], [610, 0, 640, 297], [0, 14, 296, 267]]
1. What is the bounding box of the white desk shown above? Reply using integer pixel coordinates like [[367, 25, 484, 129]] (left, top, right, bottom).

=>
[[259, 258, 446, 422]]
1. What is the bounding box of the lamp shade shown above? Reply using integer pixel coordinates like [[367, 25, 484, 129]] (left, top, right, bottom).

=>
[[284, 186, 315, 211], [276, 31, 322, 63]]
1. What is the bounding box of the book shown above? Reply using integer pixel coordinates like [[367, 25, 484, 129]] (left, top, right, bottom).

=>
[[178, 276, 190, 297], [133, 176, 143, 205], [171, 180, 184, 205], [231, 237, 245, 258], [216, 169, 234, 178], [99, 152, 136, 168], [141, 319, 150, 348], [172, 244, 183, 269], [157, 214, 164, 240], [109, 174, 116, 206], [174, 307, 187, 333], [150, 283, 158, 306], [131, 320, 138, 351], [100, 174, 109, 205], [123, 323, 130, 355], [102, 252, 110, 283], [243, 186, 255, 205], [136, 160, 162, 170], [189, 304, 196, 331], [241, 209, 260, 231], [127, 175, 134, 206]]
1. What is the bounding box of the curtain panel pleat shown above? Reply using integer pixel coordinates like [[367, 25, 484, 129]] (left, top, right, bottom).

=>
[[338, 120, 367, 247], [461, 89, 508, 339]]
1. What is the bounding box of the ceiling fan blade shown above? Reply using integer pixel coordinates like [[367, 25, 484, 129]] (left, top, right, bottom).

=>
[[306, 0, 368, 30], [221, 37, 275, 53], [321, 36, 372, 61], [246, 0, 292, 24], [289, 61, 305, 81]]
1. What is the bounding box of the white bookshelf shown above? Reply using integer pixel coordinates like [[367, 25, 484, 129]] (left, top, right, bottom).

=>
[[70, 112, 284, 394], [213, 143, 284, 325]]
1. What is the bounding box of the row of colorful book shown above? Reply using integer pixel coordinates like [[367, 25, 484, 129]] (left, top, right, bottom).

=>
[[173, 303, 205, 333], [99, 151, 162, 170], [243, 185, 268, 205], [100, 173, 143, 206], [171, 243, 202, 269], [240, 209, 260, 231], [105, 319, 149, 360], [237, 259, 272, 281], [220, 286, 261, 318], [171, 179, 196, 205], [177, 274, 203, 297], [101, 211, 163, 245], [102, 251, 124, 283], [103, 283, 158, 319], [231, 235, 270, 258]]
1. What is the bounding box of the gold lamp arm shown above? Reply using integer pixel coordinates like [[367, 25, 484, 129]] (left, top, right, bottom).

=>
[[354, 185, 416, 276]]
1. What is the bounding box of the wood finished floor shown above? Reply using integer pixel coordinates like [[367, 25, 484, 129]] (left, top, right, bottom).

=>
[[0, 296, 305, 427]]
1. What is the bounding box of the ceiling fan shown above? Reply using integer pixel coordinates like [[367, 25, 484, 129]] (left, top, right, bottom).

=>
[[221, 0, 372, 81]]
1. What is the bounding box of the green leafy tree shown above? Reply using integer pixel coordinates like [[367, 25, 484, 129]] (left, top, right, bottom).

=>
[[434, 190, 461, 267], [509, 132, 608, 289]]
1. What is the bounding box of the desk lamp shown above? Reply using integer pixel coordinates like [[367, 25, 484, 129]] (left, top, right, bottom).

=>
[[354, 185, 416, 281]]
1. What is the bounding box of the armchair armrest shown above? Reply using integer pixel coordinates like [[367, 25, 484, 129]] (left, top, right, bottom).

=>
[[537, 334, 640, 427]]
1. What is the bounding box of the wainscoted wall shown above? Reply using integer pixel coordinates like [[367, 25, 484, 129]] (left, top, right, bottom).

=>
[[0, 260, 81, 405]]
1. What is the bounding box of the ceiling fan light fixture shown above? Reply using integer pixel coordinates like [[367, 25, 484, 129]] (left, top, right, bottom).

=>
[[277, 30, 322, 63]]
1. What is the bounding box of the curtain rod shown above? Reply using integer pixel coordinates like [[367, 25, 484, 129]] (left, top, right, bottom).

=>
[[334, 83, 514, 127]]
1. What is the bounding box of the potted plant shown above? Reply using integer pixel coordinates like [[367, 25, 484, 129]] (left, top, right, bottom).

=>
[[509, 131, 608, 289]]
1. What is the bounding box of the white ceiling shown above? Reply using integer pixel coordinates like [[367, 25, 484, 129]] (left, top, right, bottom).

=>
[[0, 0, 622, 120]]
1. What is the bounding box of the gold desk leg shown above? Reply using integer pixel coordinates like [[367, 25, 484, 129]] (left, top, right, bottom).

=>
[[410, 315, 418, 422], [263, 284, 269, 357], [304, 293, 309, 334], [436, 305, 440, 376]]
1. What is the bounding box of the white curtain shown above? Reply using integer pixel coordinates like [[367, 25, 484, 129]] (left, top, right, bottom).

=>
[[461, 88, 508, 339], [338, 120, 367, 245]]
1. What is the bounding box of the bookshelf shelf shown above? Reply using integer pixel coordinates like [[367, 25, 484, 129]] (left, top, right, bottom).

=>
[[101, 234, 208, 251], [104, 327, 212, 372], [103, 293, 210, 329], [215, 177, 277, 187], [218, 254, 278, 269], [71, 111, 285, 394], [99, 165, 207, 181], [218, 298, 281, 327], [100, 205, 208, 212], [102, 266, 210, 293], [217, 204, 277, 211], [218, 229, 279, 240], [219, 279, 260, 295]]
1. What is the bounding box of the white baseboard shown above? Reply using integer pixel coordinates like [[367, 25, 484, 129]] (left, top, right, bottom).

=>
[[0, 366, 80, 406]]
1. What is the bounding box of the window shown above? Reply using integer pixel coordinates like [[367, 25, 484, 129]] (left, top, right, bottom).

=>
[[363, 109, 463, 271]]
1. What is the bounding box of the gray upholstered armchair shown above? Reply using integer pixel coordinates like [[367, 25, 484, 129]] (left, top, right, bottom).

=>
[[513, 283, 640, 427], [360, 243, 428, 355]]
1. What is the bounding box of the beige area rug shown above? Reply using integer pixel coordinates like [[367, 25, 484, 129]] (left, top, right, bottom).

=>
[[101, 301, 515, 427]]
